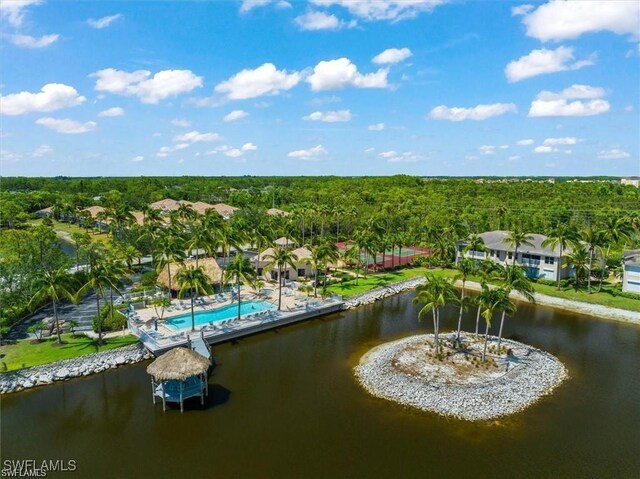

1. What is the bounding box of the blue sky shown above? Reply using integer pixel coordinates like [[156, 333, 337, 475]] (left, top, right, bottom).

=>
[[1, 0, 639, 177]]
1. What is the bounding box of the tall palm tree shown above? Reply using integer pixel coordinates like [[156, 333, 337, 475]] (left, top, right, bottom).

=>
[[333, 204, 347, 243], [76, 263, 120, 345], [308, 241, 340, 298], [263, 247, 299, 310], [542, 224, 580, 289], [69, 231, 91, 270], [454, 258, 476, 343], [29, 267, 77, 344], [463, 233, 488, 261], [478, 287, 511, 363], [153, 232, 186, 296], [186, 223, 211, 268], [581, 226, 605, 293], [341, 244, 362, 285], [413, 274, 457, 356], [598, 216, 635, 291], [493, 264, 534, 350], [505, 228, 535, 266], [564, 246, 590, 289], [474, 260, 496, 335], [176, 266, 213, 331], [319, 242, 339, 296], [224, 254, 257, 322]]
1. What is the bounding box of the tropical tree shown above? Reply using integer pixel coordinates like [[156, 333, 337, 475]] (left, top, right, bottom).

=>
[[153, 231, 186, 296], [454, 258, 476, 343], [474, 260, 496, 335], [478, 287, 511, 363], [263, 246, 299, 310], [581, 226, 605, 293], [505, 228, 535, 266], [413, 274, 457, 356], [493, 264, 533, 350], [564, 246, 590, 289], [76, 262, 120, 345], [542, 224, 580, 289], [176, 266, 213, 331], [224, 254, 257, 322], [463, 233, 488, 260], [69, 231, 91, 270], [29, 267, 77, 344], [186, 223, 212, 268], [598, 216, 635, 291]]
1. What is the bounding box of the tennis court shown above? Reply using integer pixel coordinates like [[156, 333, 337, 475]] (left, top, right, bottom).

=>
[[336, 242, 431, 269]]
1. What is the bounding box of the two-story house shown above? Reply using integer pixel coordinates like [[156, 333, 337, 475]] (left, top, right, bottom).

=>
[[622, 250, 640, 294]]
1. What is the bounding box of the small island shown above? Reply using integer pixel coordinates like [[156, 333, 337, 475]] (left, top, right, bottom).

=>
[[355, 333, 568, 421]]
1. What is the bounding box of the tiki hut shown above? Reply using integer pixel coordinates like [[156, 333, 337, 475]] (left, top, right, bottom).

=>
[[147, 347, 210, 412], [157, 257, 223, 291]]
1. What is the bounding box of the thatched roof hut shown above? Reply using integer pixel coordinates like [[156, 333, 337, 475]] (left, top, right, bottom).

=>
[[157, 257, 223, 290], [147, 347, 210, 381]]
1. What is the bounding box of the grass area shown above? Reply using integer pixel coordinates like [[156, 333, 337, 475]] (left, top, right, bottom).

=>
[[0, 334, 139, 372], [29, 219, 110, 244], [325, 266, 640, 312]]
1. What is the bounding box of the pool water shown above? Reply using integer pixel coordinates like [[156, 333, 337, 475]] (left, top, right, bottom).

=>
[[164, 300, 274, 331]]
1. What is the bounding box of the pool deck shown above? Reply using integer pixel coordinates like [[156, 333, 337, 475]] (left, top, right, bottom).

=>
[[127, 286, 344, 355]]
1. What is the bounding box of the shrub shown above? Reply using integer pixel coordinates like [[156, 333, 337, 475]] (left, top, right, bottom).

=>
[[140, 271, 158, 287], [93, 304, 127, 333]]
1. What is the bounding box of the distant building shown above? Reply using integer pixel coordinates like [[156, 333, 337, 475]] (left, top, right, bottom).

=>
[[254, 246, 313, 281], [456, 230, 575, 281], [622, 250, 640, 294], [621, 177, 640, 187], [148, 198, 238, 219], [266, 208, 290, 217], [36, 206, 53, 218]]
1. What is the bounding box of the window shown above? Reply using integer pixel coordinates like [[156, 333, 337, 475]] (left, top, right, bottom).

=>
[[545, 257, 555, 265], [257, 268, 263, 275], [508, 251, 513, 260], [297, 268, 306, 277]]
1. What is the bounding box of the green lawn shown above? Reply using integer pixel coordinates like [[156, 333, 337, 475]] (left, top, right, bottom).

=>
[[0, 334, 139, 372], [29, 219, 110, 244], [326, 266, 640, 312]]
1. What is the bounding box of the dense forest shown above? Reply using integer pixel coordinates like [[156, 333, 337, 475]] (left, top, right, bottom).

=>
[[1, 176, 638, 334]]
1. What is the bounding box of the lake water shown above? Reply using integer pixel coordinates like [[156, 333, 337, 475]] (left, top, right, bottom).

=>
[[2, 292, 639, 478]]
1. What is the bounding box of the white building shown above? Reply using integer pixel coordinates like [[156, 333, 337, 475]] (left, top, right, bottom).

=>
[[456, 230, 574, 281], [254, 246, 313, 282], [621, 177, 640, 188], [622, 250, 640, 294]]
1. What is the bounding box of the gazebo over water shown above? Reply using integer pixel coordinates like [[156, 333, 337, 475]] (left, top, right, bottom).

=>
[[147, 347, 210, 412]]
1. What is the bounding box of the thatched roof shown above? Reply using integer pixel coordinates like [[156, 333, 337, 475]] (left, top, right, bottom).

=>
[[157, 257, 223, 290], [147, 347, 210, 381], [274, 236, 296, 247], [83, 205, 106, 219]]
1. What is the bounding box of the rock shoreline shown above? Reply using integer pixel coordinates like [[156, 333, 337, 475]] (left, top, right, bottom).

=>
[[355, 334, 568, 421], [342, 276, 427, 310], [0, 343, 153, 394]]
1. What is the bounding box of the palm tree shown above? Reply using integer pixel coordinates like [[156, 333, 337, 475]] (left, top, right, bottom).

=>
[[413, 274, 457, 356], [478, 287, 511, 363], [463, 233, 488, 261], [505, 228, 535, 266], [474, 259, 496, 335], [542, 224, 580, 289], [564, 246, 590, 289], [333, 204, 347, 243], [69, 231, 91, 270], [454, 258, 476, 343], [224, 254, 257, 322], [493, 264, 534, 351], [29, 267, 77, 344], [153, 232, 186, 296], [598, 216, 635, 291], [341, 244, 362, 285], [76, 263, 120, 345], [319, 242, 339, 296], [581, 227, 605, 293], [176, 266, 213, 331], [263, 246, 299, 310], [186, 223, 211, 268]]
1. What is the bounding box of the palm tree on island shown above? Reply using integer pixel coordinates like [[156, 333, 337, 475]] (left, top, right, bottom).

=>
[[414, 274, 457, 356], [263, 246, 299, 310], [493, 264, 534, 351], [454, 258, 476, 344], [224, 254, 257, 322], [176, 266, 213, 332], [478, 286, 511, 364]]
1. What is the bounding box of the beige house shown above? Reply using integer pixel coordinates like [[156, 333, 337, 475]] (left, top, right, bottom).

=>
[[267, 208, 290, 217], [149, 198, 238, 219], [456, 230, 574, 281], [621, 177, 640, 188], [254, 246, 313, 282]]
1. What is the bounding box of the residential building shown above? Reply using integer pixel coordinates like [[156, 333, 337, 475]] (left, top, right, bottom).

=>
[[254, 246, 313, 281], [456, 230, 574, 281], [622, 250, 640, 294], [621, 177, 640, 187]]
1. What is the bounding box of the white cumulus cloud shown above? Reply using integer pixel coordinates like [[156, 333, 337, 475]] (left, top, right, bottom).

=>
[[36, 117, 97, 134], [294, 11, 352, 30], [309, 0, 446, 22], [598, 148, 630, 160], [173, 130, 221, 143], [534, 145, 555, 154], [215, 63, 301, 100], [380, 150, 420, 162], [303, 109, 352, 122], [372, 47, 412, 64], [1, 83, 86, 116], [91, 68, 203, 104], [429, 103, 517, 121], [529, 84, 610, 117], [505, 46, 594, 82], [87, 14, 122, 29], [9, 33, 59, 48], [171, 118, 191, 127], [98, 107, 125, 117], [517, 139, 534, 146], [287, 144, 328, 160], [520, 1, 640, 42], [511, 4, 533, 16], [223, 110, 249, 122], [543, 137, 581, 146], [239, 0, 271, 13], [306, 57, 388, 91], [131, 155, 144, 162], [368, 123, 385, 131], [0, 0, 42, 27]]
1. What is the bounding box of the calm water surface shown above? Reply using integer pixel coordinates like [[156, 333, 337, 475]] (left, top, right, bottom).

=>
[[3, 293, 640, 478]]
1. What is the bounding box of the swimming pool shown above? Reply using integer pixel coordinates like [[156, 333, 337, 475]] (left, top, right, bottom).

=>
[[164, 300, 275, 331]]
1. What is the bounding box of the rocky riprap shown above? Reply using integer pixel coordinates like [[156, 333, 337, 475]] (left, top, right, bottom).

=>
[[343, 275, 426, 310], [0, 343, 153, 394], [355, 334, 568, 421]]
